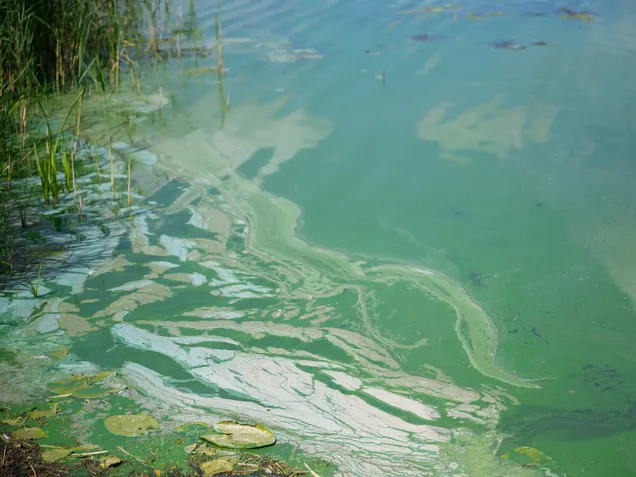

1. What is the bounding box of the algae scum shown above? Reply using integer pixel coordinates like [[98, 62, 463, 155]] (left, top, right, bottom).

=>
[[3, 0, 636, 475]]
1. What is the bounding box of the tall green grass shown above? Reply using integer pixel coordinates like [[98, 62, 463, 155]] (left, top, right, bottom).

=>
[[0, 0, 172, 197], [0, 0, 173, 277], [0, 0, 155, 95]]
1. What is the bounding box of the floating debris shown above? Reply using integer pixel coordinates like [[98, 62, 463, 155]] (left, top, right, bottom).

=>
[[99, 455, 123, 469], [408, 33, 449, 43], [266, 48, 323, 63], [488, 40, 551, 50], [184, 443, 199, 454], [185, 67, 220, 76], [200, 421, 276, 449], [490, 40, 527, 51], [364, 50, 383, 56], [104, 414, 159, 437], [558, 8, 595, 22], [465, 11, 506, 20], [400, 5, 458, 14]]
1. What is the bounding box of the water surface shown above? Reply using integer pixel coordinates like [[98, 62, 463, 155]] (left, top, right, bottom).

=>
[[3, 0, 636, 475]]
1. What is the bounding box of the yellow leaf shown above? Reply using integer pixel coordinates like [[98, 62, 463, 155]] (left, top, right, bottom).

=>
[[100, 456, 122, 469], [2, 416, 25, 426], [13, 427, 47, 440], [29, 404, 59, 419], [42, 448, 72, 463], [514, 446, 544, 462], [154, 470, 161, 476]]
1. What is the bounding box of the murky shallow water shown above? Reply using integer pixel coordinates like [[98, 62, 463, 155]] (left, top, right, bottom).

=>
[[3, 0, 636, 475]]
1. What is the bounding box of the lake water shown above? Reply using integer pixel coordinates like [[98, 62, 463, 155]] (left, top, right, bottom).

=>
[[2, 0, 636, 475]]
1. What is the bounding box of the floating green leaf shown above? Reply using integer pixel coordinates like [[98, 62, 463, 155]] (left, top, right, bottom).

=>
[[200, 421, 275, 449], [42, 447, 72, 462], [91, 371, 115, 382], [29, 404, 59, 419], [200, 457, 237, 476], [104, 414, 159, 436], [13, 427, 47, 440], [47, 372, 114, 396], [72, 387, 114, 399], [48, 376, 89, 395], [2, 416, 25, 426]]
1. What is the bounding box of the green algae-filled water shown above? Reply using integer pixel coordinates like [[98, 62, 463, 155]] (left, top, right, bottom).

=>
[[3, 0, 636, 476]]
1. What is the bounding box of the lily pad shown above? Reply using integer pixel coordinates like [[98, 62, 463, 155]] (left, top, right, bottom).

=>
[[200, 421, 275, 449], [72, 387, 114, 399], [29, 404, 59, 419], [42, 447, 72, 463], [91, 371, 114, 382], [100, 456, 122, 469], [48, 376, 89, 395], [2, 416, 25, 425], [13, 427, 47, 440], [200, 457, 237, 476], [104, 414, 159, 436]]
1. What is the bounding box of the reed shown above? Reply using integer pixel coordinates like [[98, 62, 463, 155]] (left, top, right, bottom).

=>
[[0, 0, 170, 194], [33, 92, 83, 205], [214, 0, 231, 125], [29, 263, 42, 297], [0, 0, 180, 281]]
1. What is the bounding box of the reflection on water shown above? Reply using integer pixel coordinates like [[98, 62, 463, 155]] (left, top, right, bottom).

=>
[[3, 0, 636, 475]]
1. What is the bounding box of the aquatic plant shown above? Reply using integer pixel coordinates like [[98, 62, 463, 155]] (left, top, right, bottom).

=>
[[104, 414, 159, 436], [200, 421, 276, 449], [33, 91, 84, 205], [28, 263, 42, 297], [0, 0, 175, 196], [214, 0, 231, 125]]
